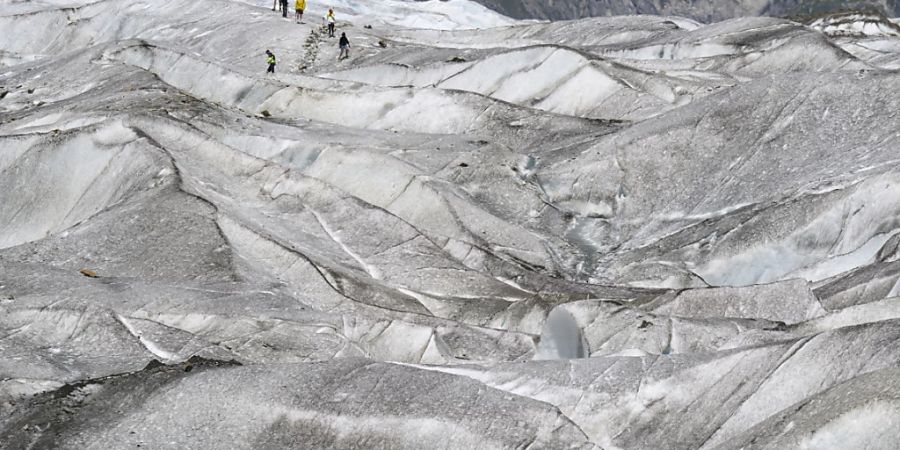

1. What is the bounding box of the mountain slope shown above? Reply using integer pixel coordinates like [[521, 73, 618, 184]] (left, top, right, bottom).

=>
[[467, 0, 900, 22]]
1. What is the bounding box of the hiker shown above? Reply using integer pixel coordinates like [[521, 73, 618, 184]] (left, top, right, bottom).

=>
[[280, 0, 288, 17], [295, 0, 305, 22], [266, 50, 276, 73], [338, 32, 350, 60], [326, 8, 336, 37], [272, 0, 279, 11]]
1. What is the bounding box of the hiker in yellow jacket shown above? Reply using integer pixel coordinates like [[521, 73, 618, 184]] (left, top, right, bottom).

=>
[[265, 50, 276, 74], [325, 8, 336, 37], [295, 0, 305, 23]]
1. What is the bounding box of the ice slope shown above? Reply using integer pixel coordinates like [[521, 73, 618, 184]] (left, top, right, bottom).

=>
[[236, 0, 517, 30], [3, 0, 900, 448], [1, 359, 596, 449], [322, 45, 698, 120], [421, 317, 900, 449], [810, 12, 900, 37], [535, 68, 900, 286], [812, 13, 900, 70], [346, 16, 869, 122]]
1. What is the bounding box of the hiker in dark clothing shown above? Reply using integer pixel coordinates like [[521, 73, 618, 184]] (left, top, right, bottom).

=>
[[280, 0, 288, 17], [266, 50, 276, 73], [338, 32, 350, 60]]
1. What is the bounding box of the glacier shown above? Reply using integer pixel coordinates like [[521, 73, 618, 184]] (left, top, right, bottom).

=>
[[2, 0, 900, 448]]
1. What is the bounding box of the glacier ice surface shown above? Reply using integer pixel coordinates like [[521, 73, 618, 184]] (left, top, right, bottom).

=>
[[2, 0, 900, 448]]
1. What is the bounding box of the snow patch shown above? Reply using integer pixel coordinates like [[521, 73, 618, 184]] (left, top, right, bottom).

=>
[[801, 401, 900, 449]]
